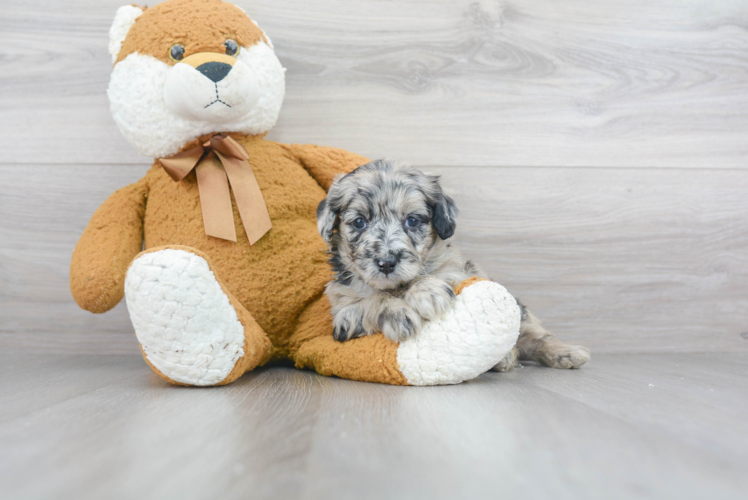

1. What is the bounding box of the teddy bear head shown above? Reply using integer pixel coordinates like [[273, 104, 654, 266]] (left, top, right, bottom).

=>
[[108, 0, 286, 158]]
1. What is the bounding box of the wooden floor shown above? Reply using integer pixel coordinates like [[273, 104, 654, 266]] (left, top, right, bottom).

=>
[[1, 353, 746, 500]]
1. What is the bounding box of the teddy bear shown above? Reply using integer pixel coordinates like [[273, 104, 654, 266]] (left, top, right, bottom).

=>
[[69, 0, 521, 387]]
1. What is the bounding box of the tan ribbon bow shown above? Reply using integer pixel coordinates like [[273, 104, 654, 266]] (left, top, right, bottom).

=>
[[158, 134, 272, 244]]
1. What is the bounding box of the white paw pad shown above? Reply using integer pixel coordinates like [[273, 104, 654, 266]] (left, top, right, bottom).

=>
[[396, 281, 521, 386], [124, 249, 245, 386]]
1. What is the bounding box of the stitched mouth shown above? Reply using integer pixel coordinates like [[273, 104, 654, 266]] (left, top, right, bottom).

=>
[[204, 83, 231, 109]]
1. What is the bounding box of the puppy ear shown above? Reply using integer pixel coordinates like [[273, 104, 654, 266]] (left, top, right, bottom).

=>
[[428, 178, 458, 240], [109, 5, 144, 64], [433, 192, 458, 239], [317, 197, 338, 243]]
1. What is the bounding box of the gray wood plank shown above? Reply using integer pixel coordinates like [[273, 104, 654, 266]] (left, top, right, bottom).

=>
[[0, 164, 148, 354], [302, 363, 747, 500], [2, 164, 747, 354], [1, 0, 747, 167], [512, 353, 748, 458], [0, 353, 746, 500], [0, 353, 144, 424], [434, 165, 748, 353]]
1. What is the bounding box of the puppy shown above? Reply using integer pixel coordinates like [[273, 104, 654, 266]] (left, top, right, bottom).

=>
[[317, 159, 590, 371]]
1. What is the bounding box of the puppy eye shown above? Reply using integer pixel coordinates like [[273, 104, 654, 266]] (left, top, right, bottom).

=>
[[405, 216, 420, 228], [352, 217, 367, 230], [224, 39, 239, 57], [169, 44, 185, 62]]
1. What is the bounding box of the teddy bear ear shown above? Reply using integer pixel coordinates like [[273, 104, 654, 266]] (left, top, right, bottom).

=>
[[233, 4, 274, 48], [109, 5, 144, 64]]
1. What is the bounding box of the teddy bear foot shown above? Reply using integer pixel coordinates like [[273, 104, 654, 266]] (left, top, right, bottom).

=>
[[124, 247, 269, 386], [395, 280, 522, 386]]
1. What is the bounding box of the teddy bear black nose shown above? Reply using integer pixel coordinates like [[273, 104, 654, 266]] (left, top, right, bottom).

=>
[[196, 62, 232, 83]]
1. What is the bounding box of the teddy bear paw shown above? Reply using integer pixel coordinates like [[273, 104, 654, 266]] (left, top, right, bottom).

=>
[[124, 248, 245, 386], [396, 281, 521, 386]]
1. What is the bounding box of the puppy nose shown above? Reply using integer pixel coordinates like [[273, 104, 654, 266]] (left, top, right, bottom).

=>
[[196, 62, 232, 83], [377, 258, 397, 275]]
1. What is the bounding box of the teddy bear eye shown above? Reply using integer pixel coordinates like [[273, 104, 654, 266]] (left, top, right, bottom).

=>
[[224, 39, 239, 57], [169, 44, 185, 62]]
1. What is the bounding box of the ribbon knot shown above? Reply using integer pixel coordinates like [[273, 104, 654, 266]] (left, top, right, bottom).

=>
[[158, 134, 272, 244]]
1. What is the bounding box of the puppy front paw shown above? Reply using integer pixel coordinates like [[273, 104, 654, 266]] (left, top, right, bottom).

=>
[[332, 305, 366, 342], [377, 301, 423, 343], [404, 276, 455, 321]]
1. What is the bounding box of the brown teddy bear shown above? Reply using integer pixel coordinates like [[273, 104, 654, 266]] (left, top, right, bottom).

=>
[[70, 0, 521, 386]]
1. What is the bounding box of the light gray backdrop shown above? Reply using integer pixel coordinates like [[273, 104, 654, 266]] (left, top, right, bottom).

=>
[[1, 0, 747, 354]]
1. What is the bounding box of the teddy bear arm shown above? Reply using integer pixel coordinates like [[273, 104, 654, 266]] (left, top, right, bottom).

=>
[[70, 177, 149, 313], [287, 294, 409, 385], [287, 279, 523, 386], [284, 143, 370, 191]]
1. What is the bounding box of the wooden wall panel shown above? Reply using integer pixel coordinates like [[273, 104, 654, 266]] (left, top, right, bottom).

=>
[[1, 0, 746, 354], [434, 166, 748, 353], [1, 164, 746, 354], [0, 164, 147, 354], [1, 0, 747, 167]]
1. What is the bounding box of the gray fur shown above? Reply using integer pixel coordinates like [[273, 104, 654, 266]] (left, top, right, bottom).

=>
[[317, 159, 468, 342]]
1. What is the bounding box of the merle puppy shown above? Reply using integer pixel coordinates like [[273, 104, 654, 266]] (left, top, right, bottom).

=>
[[316, 159, 590, 371]]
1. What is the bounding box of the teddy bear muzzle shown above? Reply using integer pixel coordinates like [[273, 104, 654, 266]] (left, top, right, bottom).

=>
[[163, 51, 261, 124]]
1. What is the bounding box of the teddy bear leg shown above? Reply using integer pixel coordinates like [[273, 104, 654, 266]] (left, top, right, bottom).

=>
[[124, 246, 272, 386], [289, 279, 522, 386]]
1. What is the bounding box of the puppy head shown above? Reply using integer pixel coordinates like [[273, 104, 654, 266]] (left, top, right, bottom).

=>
[[318, 159, 458, 290], [108, 0, 285, 158]]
